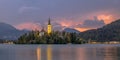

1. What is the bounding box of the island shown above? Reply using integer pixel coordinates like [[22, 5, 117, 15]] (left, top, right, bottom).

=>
[[15, 19, 120, 44]]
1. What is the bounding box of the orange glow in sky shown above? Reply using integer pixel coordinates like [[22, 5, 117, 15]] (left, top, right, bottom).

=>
[[97, 14, 114, 24], [60, 21, 72, 27], [75, 28, 92, 32], [15, 13, 117, 32], [15, 22, 41, 31], [74, 14, 116, 32]]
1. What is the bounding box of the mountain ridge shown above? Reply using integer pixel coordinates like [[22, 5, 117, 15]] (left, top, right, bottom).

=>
[[0, 22, 28, 40], [63, 28, 80, 33], [80, 19, 120, 41]]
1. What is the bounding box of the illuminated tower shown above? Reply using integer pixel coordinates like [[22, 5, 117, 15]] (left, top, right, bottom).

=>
[[47, 18, 52, 34]]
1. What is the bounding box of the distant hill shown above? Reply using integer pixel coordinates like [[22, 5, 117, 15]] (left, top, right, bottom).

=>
[[80, 19, 120, 42], [63, 28, 80, 33], [0, 22, 28, 40]]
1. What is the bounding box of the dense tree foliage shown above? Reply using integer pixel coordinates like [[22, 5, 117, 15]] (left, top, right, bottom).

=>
[[79, 19, 120, 42], [16, 31, 85, 44]]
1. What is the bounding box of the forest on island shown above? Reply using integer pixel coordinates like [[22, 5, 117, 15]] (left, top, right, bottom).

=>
[[16, 31, 85, 44]]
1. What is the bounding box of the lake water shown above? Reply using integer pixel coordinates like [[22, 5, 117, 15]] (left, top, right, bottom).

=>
[[0, 44, 120, 60]]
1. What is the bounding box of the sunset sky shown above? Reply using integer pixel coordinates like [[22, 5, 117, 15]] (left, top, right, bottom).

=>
[[0, 0, 120, 32]]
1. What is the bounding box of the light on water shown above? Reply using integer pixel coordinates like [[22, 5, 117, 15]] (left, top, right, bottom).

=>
[[47, 45, 52, 60], [0, 44, 120, 60], [37, 47, 41, 60]]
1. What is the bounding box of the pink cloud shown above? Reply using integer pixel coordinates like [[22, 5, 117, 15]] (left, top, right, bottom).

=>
[[52, 11, 116, 32], [53, 18, 81, 27], [82, 10, 117, 24], [97, 14, 115, 24], [15, 22, 41, 31], [15, 10, 118, 32]]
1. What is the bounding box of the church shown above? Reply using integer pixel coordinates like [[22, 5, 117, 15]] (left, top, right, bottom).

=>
[[47, 18, 52, 34], [39, 18, 52, 36]]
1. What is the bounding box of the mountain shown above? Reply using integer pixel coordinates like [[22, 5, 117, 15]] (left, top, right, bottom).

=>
[[0, 22, 28, 40], [80, 19, 120, 42], [63, 28, 80, 33]]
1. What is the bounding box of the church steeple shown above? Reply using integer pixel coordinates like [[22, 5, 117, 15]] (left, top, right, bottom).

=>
[[47, 18, 52, 34], [48, 18, 51, 25]]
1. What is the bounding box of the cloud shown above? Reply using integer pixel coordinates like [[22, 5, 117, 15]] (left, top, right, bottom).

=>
[[15, 22, 41, 31], [50, 18, 79, 31], [97, 14, 115, 24], [18, 6, 40, 13], [52, 18, 79, 27], [72, 16, 105, 32], [0, 0, 119, 32], [52, 22, 65, 31], [51, 16, 105, 31], [46, 16, 105, 32], [76, 16, 105, 29]]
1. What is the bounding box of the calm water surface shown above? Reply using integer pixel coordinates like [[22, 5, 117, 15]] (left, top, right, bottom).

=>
[[0, 44, 120, 60]]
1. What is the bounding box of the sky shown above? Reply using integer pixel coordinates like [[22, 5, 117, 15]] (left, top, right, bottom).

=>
[[0, 0, 120, 32]]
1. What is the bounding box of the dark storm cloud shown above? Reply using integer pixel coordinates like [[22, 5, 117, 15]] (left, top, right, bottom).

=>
[[76, 16, 105, 28]]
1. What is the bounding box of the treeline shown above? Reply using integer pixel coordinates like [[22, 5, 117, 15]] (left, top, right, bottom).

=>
[[0, 39, 4, 43], [79, 19, 120, 42], [16, 31, 86, 44], [0, 39, 15, 43]]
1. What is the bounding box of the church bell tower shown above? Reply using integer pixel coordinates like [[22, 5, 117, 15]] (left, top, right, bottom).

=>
[[47, 18, 52, 34]]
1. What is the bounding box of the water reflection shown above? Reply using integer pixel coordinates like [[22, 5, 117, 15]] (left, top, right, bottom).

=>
[[76, 46, 120, 60], [58, 47, 75, 60], [47, 45, 52, 60], [76, 48, 88, 60], [1, 45, 120, 60], [36, 45, 52, 60], [36, 47, 41, 60], [21, 45, 120, 60], [98, 47, 118, 60]]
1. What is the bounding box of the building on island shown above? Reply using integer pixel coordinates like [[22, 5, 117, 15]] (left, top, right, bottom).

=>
[[39, 27, 45, 36], [39, 18, 52, 36], [47, 18, 52, 34]]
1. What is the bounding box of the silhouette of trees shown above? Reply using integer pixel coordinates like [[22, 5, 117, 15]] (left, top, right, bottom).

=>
[[16, 31, 85, 44]]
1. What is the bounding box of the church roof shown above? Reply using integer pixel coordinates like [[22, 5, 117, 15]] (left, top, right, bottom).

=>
[[41, 28, 45, 32], [48, 18, 51, 25]]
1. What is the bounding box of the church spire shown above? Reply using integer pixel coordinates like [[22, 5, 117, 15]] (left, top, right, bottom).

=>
[[48, 18, 51, 25], [47, 18, 52, 34]]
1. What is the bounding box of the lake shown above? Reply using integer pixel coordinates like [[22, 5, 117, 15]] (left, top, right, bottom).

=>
[[0, 44, 120, 60]]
